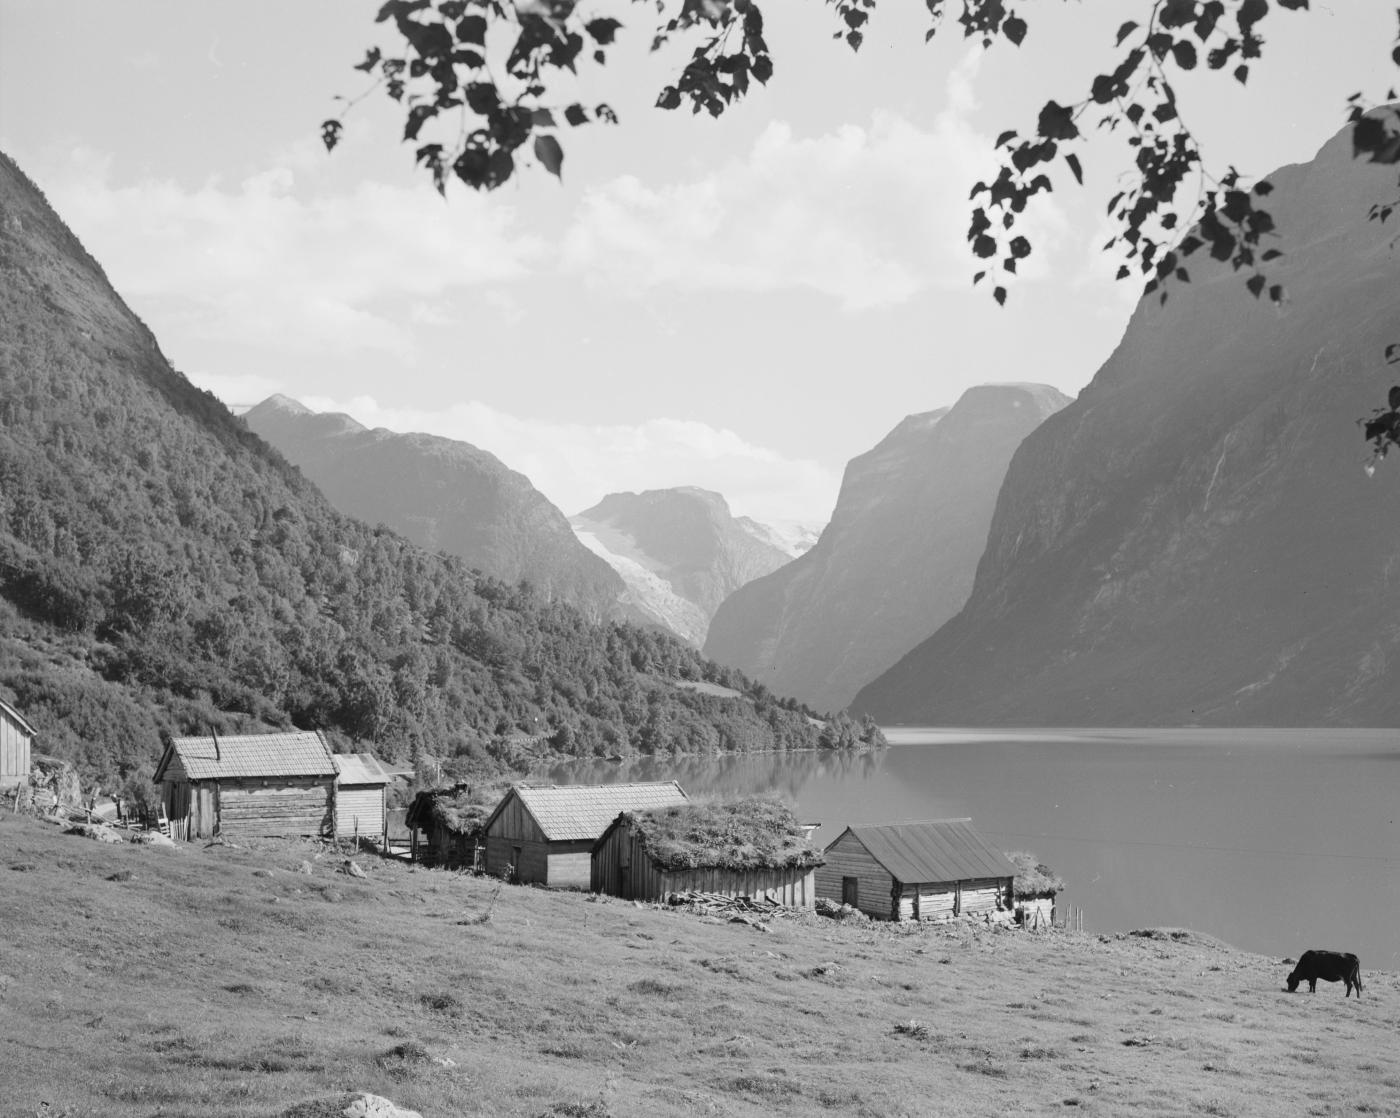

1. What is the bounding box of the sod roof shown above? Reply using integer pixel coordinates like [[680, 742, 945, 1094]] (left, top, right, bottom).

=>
[[615, 796, 824, 873], [1006, 850, 1066, 898]]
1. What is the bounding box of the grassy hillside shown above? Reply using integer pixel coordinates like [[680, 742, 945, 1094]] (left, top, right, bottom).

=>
[[3, 814, 1396, 1117], [0, 152, 877, 793]]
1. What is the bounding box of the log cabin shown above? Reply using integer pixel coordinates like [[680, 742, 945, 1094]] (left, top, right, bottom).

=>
[[591, 796, 822, 906], [816, 818, 1016, 923], [481, 781, 688, 887], [0, 697, 36, 791], [153, 730, 338, 840]]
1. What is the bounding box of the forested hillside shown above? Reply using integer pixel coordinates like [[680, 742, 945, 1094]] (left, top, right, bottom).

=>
[[0, 152, 878, 793]]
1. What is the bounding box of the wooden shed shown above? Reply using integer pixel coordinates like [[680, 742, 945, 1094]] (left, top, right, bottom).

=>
[[591, 797, 822, 906], [332, 753, 389, 842], [0, 697, 36, 791], [482, 781, 688, 887], [404, 783, 495, 869], [1007, 850, 1064, 929], [153, 730, 337, 840], [816, 819, 1017, 923]]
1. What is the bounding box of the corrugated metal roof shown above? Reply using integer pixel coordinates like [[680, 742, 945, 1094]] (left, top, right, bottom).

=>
[[165, 730, 336, 780], [333, 753, 389, 786], [839, 819, 1017, 884], [506, 781, 689, 841]]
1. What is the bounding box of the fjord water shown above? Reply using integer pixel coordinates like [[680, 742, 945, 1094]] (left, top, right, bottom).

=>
[[548, 728, 1400, 970]]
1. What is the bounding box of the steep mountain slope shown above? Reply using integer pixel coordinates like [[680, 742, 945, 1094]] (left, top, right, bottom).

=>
[[704, 385, 1069, 712], [0, 152, 861, 788], [243, 395, 626, 623], [854, 122, 1400, 726], [571, 488, 793, 645]]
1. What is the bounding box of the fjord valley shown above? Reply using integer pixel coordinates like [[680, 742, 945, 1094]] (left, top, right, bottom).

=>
[[704, 384, 1069, 713], [853, 120, 1400, 727], [0, 151, 875, 796]]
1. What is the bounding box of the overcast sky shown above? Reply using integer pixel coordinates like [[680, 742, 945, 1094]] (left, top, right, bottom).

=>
[[2, 1, 1393, 526]]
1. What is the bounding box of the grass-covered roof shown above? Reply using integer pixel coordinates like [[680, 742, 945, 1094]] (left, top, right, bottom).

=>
[[1006, 850, 1065, 898], [623, 796, 824, 873], [406, 782, 506, 835]]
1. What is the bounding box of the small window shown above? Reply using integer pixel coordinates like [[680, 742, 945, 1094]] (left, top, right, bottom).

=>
[[842, 876, 859, 907]]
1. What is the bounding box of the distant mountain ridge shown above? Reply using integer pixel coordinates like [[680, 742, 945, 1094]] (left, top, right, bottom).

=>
[[704, 383, 1069, 712], [571, 487, 794, 645], [853, 119, 1400, 726], [244, 394, 628, 622]]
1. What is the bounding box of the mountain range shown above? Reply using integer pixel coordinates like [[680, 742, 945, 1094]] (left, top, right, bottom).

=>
[[571, 487, 795, 645], [704, 384, 1069, 712], [854, 120, 1400, 726], [243, 394, 629, 623]]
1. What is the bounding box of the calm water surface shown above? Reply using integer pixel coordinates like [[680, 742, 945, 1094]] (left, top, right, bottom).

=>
[[546, 728, 1400, 970]]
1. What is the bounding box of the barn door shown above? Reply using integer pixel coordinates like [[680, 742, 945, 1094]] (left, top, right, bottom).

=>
[[842, 876, 858, 907]]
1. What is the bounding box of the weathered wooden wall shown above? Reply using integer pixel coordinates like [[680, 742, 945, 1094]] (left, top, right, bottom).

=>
[[162, 780, 217, 839], [337, 784, 385, 841], [0, 712, 32, 789], [899, 877, 1013, 922], [1017, 895, 1056, 927], [217, 779, 333, 838], [544, 843, 593, 889], [594, 821, 816, 906], [815, 832, 897, 920], [486, 837, 549, 882], [484, 792, 549, 882]]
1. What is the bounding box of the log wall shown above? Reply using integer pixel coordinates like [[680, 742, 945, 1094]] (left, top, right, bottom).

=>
[[217, 779, 333, 838], [901, 877, 1014, 922], [815, 831, 897, 920]]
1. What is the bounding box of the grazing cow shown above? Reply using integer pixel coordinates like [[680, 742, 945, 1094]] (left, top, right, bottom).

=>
[[1285, 950, 1363, 998]]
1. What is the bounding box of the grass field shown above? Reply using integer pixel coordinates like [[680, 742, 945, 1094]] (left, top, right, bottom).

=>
[[2, 812, 1397, 1118]]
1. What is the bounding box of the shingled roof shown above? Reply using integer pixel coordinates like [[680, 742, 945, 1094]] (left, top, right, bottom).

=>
[[834, 819, 1016, 884], [154, 730, 336, 782], [487, 781, 688, 842]]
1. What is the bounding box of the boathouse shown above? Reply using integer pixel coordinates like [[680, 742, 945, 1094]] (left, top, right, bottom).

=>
[[816, 818, 1016, 923], [0, 697, 36, 791], [591, 796, 822, 906], [482, 781, 688, 887], [153, 730, 338, 840]]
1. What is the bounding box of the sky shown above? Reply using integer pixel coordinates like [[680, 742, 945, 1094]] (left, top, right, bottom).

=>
[[1, 1, 1394, 528]]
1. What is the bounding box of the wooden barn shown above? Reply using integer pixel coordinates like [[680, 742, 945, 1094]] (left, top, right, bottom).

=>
[[0, 697, 36, 791], [482, 781, 688, 887], [591, 797, 822, 906], [332, 753, 389, 842], [153, 730, 337, 840], [816, 818, 1017, 923]]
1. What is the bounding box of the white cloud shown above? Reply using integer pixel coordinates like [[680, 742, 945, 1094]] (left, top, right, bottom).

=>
[[280, 392, 840, 528], [560, 52, 1067, 309], [35, 148, 543, 359]]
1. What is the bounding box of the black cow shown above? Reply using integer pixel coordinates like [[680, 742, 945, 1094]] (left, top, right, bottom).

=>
[[1285, 950, 1363, 998]]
